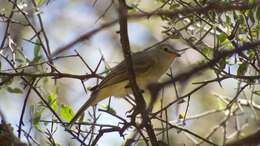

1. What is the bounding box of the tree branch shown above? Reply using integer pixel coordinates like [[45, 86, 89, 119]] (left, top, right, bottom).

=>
[[118, 0, 158, 145], [52, 1, 260, 57]]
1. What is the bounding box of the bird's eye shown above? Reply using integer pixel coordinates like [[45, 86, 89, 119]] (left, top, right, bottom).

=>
[[164, 47, 169, 51], [164, 47, 172, 53]]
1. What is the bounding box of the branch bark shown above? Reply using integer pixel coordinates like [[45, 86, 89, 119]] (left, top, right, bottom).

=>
[[118, 0, 158, 145]]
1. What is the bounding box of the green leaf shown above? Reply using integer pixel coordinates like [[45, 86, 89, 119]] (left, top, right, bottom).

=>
[[218, 33, 227, 43], [54, 143, 61, 146], [127, 5, 136, 13], [7, 87, 23, 94], [34, 44, 41, 58], [247, 49, 256, 59], [32, 112, 41, 131], [35, 0, 45, 6], [32, 40, 42, 64], [237, 62, 248, 76], [87, 86, 94, 91], [60, 104, 74, 122], [104, 65, 110, 75], [201, 47, 212, 57], [47, 93, 57, 112], [100, 104, 116, 115], [178, 113, 185, 120], [253, 91, 260, 95], [250, 31, 257, 37], [31, 104, 45, 132]]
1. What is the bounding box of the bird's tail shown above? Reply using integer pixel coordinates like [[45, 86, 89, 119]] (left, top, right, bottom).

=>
[[68, 92, 97, 127]]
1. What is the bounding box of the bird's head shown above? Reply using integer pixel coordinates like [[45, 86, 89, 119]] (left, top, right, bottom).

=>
[[156, 43, 181, 58]]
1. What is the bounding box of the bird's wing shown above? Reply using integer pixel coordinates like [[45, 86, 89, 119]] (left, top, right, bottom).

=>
[[95, 52, 155, 90]]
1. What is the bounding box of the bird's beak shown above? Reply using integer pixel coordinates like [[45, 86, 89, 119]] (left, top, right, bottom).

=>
[[175, 52, 181, 57]]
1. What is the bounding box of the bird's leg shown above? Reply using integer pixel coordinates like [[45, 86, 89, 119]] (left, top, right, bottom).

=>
[[130, 107, 141, 124], [124, 95, 136, 116], [124, 85, 145, 116], [124, 84, 147, 124], [129, 97, 148, 125], [125, 99, 145, 124], [126, 103, 140, 120]]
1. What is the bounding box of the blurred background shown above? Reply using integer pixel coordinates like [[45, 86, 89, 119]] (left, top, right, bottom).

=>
[[0, 0, 260, 146]]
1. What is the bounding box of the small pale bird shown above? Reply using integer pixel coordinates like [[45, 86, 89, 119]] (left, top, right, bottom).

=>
[[69, 43, 180, 126]]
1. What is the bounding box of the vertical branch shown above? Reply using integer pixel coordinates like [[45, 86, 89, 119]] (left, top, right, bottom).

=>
[[0, 0, 18, 49], [118, 0, 158, 145], [18, 78, 36, 138], [31, 0, 55, 71]]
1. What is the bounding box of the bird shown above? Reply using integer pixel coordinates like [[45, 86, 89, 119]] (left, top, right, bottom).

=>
[[69, 43, 180, 126]]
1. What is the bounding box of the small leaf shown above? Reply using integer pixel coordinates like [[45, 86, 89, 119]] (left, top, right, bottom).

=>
[[247, 49, 256, 59], [237, 62, 248, 76], [54, 143, 61, 146], [218, 33, 227, 43], [127, 5, 136, 13], [47, 93, 57, 112], [35, 0, 45, 6], [201, 47, 212, 57], [87, 86, 94, 91], [32, 112, 41, 131], [250, 31, 257, 37], [104, 65, 110, 75], [253, 91, 260, 95], [7, 87, 23, 94], [100, 104, 116, 114], [178, 113, 185, 120], [34, 44, 41, 58], [32, 39, 42, 64], [31, 104, 45, 132], [60, 104, 74, 122]]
